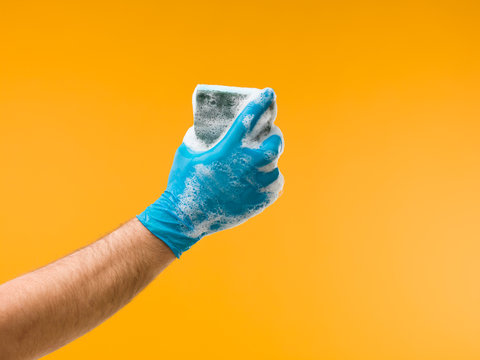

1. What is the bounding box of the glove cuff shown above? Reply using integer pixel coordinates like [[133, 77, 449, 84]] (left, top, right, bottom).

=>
[[136, 193, 201, 258]]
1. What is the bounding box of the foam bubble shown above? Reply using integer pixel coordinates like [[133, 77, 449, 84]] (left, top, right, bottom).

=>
[[175, 153, 284, 239]]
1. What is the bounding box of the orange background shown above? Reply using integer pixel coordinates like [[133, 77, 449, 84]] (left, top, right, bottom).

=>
[[1, 1, 480, 359]]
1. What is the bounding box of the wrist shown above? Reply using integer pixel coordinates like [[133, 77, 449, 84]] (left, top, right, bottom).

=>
[[119, 219, 176, 276]]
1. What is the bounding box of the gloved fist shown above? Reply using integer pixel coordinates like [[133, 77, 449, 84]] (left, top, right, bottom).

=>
[[137, 88, 284, 257]]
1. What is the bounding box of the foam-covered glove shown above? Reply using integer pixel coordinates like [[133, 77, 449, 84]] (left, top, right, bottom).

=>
[[137, 88, 284, 257]]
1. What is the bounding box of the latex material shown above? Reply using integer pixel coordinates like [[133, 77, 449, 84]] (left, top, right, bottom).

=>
[[137, 88, 283, 257]]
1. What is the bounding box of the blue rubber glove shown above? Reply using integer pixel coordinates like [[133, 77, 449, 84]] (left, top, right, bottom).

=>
[[137, 88, 284, 257]]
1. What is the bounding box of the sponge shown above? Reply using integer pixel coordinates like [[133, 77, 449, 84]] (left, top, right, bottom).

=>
[[188, 85, 277, 151]]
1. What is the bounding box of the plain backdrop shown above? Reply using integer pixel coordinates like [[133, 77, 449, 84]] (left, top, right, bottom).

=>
[[1, 1, 480, 359]]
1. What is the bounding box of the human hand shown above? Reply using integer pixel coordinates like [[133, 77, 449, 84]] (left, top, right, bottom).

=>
[[137, 88, 284, 257]]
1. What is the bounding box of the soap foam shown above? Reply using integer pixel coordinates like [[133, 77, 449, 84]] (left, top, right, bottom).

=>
[[176, 158, 284, 240]]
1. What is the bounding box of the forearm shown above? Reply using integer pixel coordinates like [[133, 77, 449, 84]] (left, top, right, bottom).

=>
[[0, 218, 175, 360]]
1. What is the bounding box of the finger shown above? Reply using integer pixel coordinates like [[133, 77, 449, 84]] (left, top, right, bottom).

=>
[[221, 88, 275, 147], [244, 134, 282, 166], [255, 167, 280, 187], [243, 133, 283, 167], [254, 134, 284, 167]]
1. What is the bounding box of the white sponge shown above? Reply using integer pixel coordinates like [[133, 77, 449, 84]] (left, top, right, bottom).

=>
[[184, 84, 277, 152]]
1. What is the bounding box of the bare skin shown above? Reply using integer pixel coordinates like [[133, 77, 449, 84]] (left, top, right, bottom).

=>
[[0, 218, 175, 360]]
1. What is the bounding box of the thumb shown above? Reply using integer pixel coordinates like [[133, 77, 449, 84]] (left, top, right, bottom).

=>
[[220, 88, 275, 147]]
